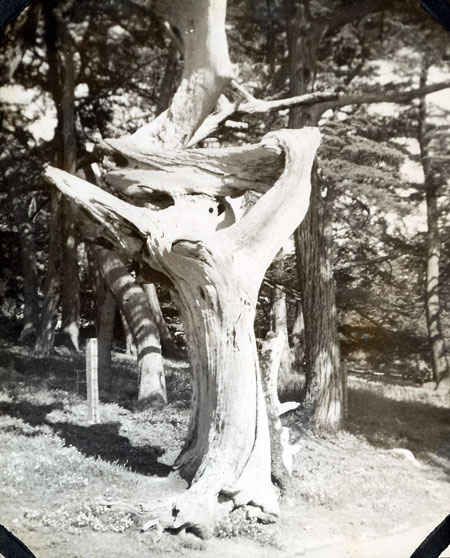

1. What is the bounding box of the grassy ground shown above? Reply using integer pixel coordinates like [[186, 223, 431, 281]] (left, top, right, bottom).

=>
[[0, 341, 449, 557]]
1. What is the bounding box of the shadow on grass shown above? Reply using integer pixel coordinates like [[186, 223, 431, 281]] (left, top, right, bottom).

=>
[[0, 345, 192, 408], [0, 399, 172, 477], [346, 387, 450, 475]]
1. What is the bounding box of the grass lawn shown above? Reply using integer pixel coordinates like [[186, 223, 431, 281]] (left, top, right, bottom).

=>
[[0, 341, 448, 557]]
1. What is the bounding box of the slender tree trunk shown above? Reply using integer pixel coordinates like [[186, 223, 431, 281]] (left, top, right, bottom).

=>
[[270, 285, 294, 398], [142, 283, 172, 352], [260, 330, 292, 491], [61, 201, 80, 351], [34, 190, 61, 355], [157, 41, 179, 114], [291, 300, 305, 373], [36, 2, 80, 354], [97, 282, 116, 396], [121, 311, 136, 355], [418, 65, 450, 386], [18, 218, 39, 343], [424, 188, 449, 385], [287, 1, 344, 431], [57, 13, 80, 352], [96, 249, 167, 405]]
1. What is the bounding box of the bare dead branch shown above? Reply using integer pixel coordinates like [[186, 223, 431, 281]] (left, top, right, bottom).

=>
[[104, 141, 283, 198], [188, 90, 337, 146]]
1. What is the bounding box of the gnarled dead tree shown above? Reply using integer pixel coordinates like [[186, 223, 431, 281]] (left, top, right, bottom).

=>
[[42, 0, 321, 536], [45, 128, 320, 533]]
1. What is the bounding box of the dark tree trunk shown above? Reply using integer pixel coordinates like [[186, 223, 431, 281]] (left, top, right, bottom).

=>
[[57, 10, 80, 352], [36, 2, 79, 354], [97, 281, 116, 396], [292, 173, 344, 430], [291, 300, 305, 374], [18, 218, 39, 343], [34, 190, 61, 355], [61, 201, 80, 351], [287, 1, 344, 431], [418, 65, 450, 386], [157, 41, 179, 114]]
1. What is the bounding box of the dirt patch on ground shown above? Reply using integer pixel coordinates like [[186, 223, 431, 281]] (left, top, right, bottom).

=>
[[0, 343, 449, 557]]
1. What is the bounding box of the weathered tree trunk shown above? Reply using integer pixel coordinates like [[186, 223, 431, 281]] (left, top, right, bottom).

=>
[[169, 249, 277, 531], [45, 127, 321, 534], [96, 249, 167, 405], [107, 0, 233, 151], [418, 66, 450, 387], [97, 281, 116, 396], [287, 1, 344, 431]]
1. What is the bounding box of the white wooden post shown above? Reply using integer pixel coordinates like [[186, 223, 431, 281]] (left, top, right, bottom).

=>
[[86, 338, 100, 423]]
